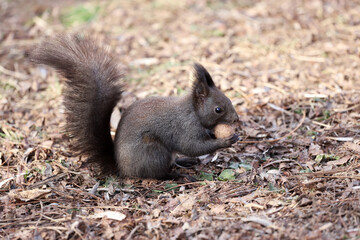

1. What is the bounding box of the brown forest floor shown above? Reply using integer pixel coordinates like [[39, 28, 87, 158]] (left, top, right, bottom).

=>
[[1, 0, 360, 239]]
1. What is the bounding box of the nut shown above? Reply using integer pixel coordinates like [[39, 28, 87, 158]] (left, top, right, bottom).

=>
[[214, 124, 235, 139]]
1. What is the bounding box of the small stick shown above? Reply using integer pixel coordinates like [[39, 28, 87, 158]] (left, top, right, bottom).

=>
[[126, 225, 141, 240], [0, 65, 28, 80]]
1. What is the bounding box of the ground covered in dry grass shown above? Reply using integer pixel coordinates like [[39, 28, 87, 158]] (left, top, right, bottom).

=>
[[1, 0, 360, 239]]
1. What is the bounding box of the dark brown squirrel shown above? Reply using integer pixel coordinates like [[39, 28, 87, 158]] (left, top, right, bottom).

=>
[[31, 34, 239, 180]]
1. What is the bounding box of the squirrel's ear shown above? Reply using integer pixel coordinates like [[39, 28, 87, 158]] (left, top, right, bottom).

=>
[[192, 63, 215, 99]]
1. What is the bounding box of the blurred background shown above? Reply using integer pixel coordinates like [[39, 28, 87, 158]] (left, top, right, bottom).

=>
[[2, 0, 359, 104]]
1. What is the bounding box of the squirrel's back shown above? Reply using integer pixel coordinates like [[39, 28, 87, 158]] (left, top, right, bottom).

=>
[[31, 34, 123, 173]]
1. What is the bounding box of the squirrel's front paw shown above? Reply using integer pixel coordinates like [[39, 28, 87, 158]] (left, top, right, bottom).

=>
[[224, 133, 240, 146]]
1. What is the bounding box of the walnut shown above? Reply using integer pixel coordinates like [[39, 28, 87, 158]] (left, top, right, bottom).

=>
[[214, 124, 235, 139]]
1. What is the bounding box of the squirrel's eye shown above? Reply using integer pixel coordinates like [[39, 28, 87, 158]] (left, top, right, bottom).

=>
[[215, 107, 222, 114]]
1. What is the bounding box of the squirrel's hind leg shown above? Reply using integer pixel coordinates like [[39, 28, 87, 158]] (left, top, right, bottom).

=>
[[132, 137, 173, 179]]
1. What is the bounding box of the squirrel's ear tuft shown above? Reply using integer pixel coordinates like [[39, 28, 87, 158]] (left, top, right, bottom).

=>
[[192, 63, 214, 100], [193, 63, 215, 88]]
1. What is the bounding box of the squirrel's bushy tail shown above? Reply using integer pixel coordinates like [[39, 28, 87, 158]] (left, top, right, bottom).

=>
[[31, 34, 123, 173]]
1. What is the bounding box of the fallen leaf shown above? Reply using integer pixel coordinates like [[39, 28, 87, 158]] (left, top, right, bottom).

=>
[[41, 140, 53, 148], [242, 126, 261, 137], [267, 199, 286, 207], [319, 222, 333, 231], [327, 155, 351, 166], [208, 204, 226, 214], [197, 172, 213, 181], [8, 189, 51, 202], [244, 203, 265, 210], [171, 194, 196, 216], [343, 142, 360, 153], [309, 143, 323, 156], [218, 169, 235, 181], [244, 145, 260, 154], [152, 209, 161, 218]]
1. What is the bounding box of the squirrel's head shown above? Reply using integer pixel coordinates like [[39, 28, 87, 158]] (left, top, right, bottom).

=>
[[191, 63, 239, 129]]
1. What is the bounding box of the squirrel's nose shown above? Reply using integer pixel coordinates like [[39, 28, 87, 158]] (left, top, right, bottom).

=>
[[232, 114, 239, 124]]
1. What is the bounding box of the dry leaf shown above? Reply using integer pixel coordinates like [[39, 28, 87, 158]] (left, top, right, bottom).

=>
[[171, 194, 196, 216], [309, 143, 323, 156], [41, 140, 53, 148], [343, 142, 360, 153], [242, 126, 261, 137], [152, 208, 161, 218], [244, 203, 265, 210], [327, 155, 351, 166], [8, 189, 51, 202], [267, 199, 286, 207], [208, 204, 226, 214]]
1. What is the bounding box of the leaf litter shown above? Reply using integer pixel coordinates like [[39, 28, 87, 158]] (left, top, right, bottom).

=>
[[0, 0, 360, 239]]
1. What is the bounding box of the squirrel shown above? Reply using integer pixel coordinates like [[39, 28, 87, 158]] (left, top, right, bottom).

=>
[[31, 34, 240, 180]]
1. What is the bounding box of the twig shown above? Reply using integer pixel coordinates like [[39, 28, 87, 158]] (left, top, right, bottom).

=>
[[293, 174, 360, 180], [59, 204, 149, 213], [0, 65, 28, 80], [40, 214, 68, 223], [223, 187, 257, 198], [320, 175, 360, 180], [262, 159, 303, 169], [0, 173, 26, 188], [27, 173, 68, 189], [311, 120, 332, 129], [263, 83, 288, 95], [267, 103, 293, 115], [72, 225, 86, 240], [334, 103, 360, 113], [126, 225, 141, 240], [290, 163, 360, 179], [325, 137, 354, 142], [35, 201, 44, 228]]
